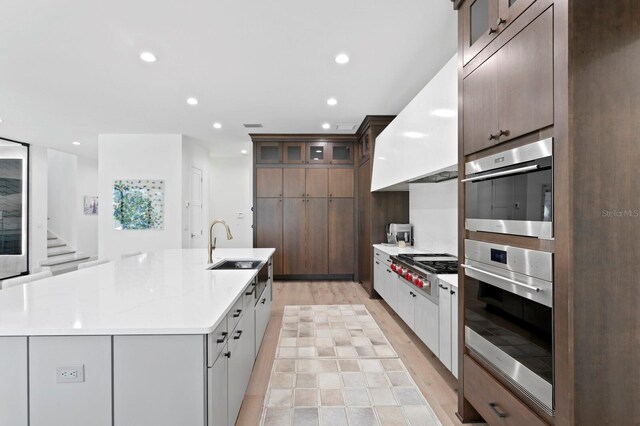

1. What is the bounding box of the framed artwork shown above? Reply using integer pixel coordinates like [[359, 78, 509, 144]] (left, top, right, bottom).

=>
[[113, 179, 164, 230], [83, 195, 98, 214]]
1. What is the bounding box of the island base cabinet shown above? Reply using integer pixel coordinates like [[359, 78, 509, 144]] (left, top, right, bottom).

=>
[[438, 284, 452, 370], [208, 349, 228, 426], [113, 335, 205, 426], [29, 336, 112, 426], [414, 293, 439, 357], [396, 279, 415, 330], [0, 337, 28, 426], [228, 310, 255, 426]]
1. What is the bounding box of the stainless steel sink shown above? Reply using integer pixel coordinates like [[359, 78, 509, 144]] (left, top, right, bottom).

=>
[[208, 260, 263, 270]]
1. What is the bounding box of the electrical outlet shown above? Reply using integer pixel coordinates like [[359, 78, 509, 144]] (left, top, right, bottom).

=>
[[56, 365, 84, 383]]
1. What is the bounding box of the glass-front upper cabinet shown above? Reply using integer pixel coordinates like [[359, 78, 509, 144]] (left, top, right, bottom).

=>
[[498, 0, 536, 28], [256, 142, 282, 164], [307, 143, 329, 164], [283, 142, 306, 164], [328, 143, 353, 165], [462, 0, 537, 66]]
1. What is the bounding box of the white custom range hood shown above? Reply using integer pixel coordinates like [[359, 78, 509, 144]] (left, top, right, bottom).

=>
[[371, 55, 458, 192]]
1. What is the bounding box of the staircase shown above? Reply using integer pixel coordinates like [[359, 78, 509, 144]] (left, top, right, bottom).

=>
[[40, 231, 92, 275]]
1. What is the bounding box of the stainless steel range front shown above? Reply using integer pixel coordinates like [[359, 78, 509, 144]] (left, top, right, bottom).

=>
[[462, 239, 554, 415]]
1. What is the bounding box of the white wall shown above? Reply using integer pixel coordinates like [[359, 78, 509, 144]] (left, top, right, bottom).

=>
[[29, 146, 48, 272], [409, 180, 458, 254], [76, 156, 98, 256], [47, 149, 77, 247], [209, 154, 253, 248], [181, 139, 213, 249], [98, 134, 183, 261]]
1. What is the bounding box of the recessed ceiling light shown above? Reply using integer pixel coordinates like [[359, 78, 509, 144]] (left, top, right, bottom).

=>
[[322, 123, 331, 130], [335, 54, 350, 64], [187, 97, 198, 106], [72, 141, 81, 146], [213, 122, 222, 129], [140, 52, 157, 63], [430, 108, 456, 118], [240, 149, 248, 155], [327, 98, 338, 106]]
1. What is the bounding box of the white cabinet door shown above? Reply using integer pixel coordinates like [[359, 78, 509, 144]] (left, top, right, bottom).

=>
[[385, 268, 398, 312], [451, 286, 459, 379], [208, 350, 228, 426], [396, 279, 415, 329], [414, 292, 439, 357], [437, 281, 452, 371], [255, 284, 271, 358], [373, 258, 384, 297], [228, 311, 255, 426], [0, 337, 28, 426]]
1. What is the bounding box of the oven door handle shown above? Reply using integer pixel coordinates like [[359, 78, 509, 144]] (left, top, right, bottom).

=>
[[461, 264, 541, 293], [461, 165, 539, 183]]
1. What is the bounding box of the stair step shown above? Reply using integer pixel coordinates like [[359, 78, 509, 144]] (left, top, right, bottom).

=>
[[47, 243, 66, 249], [47, 237, 57, 241], [48, 250, 76, 258], [41, 256, 91, 268]]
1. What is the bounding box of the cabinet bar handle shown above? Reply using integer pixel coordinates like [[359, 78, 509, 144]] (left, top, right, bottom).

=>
[[246, 287, 256, 296], [261, 298, 266, 304], [489, 402, 508, 418], [489, 27, 498, 34], [233, 309, 242, 318], [462, 264, 541, 293], [461, 165, 539, 183], [216, 331, 228, 343], [496, 17, 506, 26], [439, 284, 449, 290], [498, 129, 510, 137], [224, 351, 231, 358], [233, 330, 243, 340]]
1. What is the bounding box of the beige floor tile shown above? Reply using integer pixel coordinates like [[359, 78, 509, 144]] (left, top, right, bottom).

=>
[[341, 372, 366, 387], [267, 389, 293, 407], [376, 406, 408, 425], [403, 406, 439, 426], [296, 373, 317, 388], [356, 346, 376, 357], [336, 346, 358, 357], [387, 372, 413, 387], [281, 337, 298, 347], [317, 372, 340, 389], [394, 388, 426, 406], [374, 345, 396, 357], [343, 388, 371, 406], [294, 389, 318, 407], [320, 389, 345, 406], [264, 407, 292, 426], [298, 347, 317, 358], [318, 347, 336, 357], [275, 359, 296, 373], [297, 360, 318, 372], [279, 347, 297, 358], [360, 359, 384, 372], [347, 407, 378, 426], [272, 372, 296, 388], [293, 407, 319, 425], [369, 388, 398, 406], [315, 337, 333, 347], [317, 360, 338, 372], [319, 407, 349, 426], [380, 359, 404, 372], [366, 372, 390, 388], [338, 359, 360, 372]]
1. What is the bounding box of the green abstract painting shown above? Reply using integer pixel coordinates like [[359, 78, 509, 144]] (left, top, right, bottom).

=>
[[113, 179, 164, 230]]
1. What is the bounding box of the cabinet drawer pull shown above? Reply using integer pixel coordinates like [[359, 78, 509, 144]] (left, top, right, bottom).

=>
[[233, 309, 242, 318], [261, 298, 266, 304], [375, 261, 380, 265], [233, 330, 243, 340], [216, 331, 228, 343], [450, 290, 456, 295], [438, 284, 448, 290], [489, 26, 499, 35], [489, 402, 507, 418], [498, 129, 510, 138], [245, 286, 256, 296], [488, 133, 499, 140], [224, 351, 231, 358], [496, 17, 506, 26]]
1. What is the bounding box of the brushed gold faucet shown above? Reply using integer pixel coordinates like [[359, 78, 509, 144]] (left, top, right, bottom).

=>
[[208, 219, 233, 263]]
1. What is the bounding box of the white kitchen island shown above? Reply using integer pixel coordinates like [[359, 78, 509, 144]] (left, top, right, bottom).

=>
[[0, 248, 274, 426]]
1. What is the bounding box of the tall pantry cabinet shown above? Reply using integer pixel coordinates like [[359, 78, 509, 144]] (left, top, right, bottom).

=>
[[252, 135, 356, 278], [453, 0, 640, 425]]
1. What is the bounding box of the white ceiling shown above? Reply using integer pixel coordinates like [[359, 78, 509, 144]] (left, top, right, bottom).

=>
[[0, 1, 457, 158]]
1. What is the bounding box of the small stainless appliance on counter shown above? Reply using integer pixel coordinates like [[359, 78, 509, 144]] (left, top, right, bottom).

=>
[[386, 223, 412, 245]]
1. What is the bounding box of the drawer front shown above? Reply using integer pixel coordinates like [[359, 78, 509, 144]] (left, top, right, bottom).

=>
[[464, 355, 547, 426], [207, 317, 228, 367], [228, 297, 244, 332], [243, 280, 257, 310], [374, 249, 391, 266]]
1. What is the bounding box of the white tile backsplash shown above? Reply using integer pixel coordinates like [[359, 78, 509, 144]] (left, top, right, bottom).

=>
[[409, 180, 458, 255]]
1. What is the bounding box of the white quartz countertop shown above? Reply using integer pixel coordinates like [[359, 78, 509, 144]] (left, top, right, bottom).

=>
[[372, 244, 433, 256], [0, 248, 274, 336], [438, 274, 458, 288]]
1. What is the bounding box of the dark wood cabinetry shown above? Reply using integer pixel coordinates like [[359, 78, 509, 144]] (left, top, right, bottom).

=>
[[355, 116, 409, 295], [252, 134, 356, 279], [463, 6, 553, 155], [455, 0, 640, 424], [255, 142, 282, 164]]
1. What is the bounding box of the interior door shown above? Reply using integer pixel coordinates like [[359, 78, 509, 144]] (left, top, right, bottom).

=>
[[189, 166, 203, 248]]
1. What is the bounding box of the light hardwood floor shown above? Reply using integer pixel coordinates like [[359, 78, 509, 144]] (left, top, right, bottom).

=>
[[236, 281, 467, 426]]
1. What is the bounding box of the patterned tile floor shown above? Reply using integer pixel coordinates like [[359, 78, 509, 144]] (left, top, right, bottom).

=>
[[260, 305, 442, 426]]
